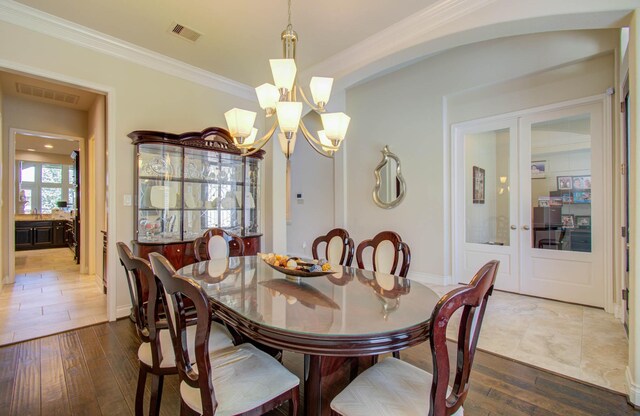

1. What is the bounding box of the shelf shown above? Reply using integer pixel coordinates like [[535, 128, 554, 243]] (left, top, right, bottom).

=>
[[139, 175, 182, 182]]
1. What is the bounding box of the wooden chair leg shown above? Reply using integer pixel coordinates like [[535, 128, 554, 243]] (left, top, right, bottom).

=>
[[180, 399, 198, 416], [149, 374, 164, 416], [135, 366, 148, 416], [392, 350, 400, 359], [288, 386, 299, 416]]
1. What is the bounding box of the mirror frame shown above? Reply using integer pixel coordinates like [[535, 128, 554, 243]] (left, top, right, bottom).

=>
[[373, 145, 406, 209]]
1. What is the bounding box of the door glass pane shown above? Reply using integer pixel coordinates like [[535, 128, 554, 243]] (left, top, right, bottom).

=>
[[530, 113, 591, 252], [465, 128, 511, 246]]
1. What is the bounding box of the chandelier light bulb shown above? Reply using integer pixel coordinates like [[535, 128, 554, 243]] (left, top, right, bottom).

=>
[[255, 83, 280, 111], [224, 108, 256, 139], [321, 112, 351, 141], [270, 59, 297, 92], [309, 77, 333, 107], [276, 102, 303, 134]]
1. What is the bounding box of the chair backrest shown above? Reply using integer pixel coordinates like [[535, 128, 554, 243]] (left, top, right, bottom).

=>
[[355, 231, 411, 277], [312, 228, 355, 266], [194, 228, 245, 261], [149, 252, 219, 415], [428, 260, 499, 416], [116, 242, 162, 352]]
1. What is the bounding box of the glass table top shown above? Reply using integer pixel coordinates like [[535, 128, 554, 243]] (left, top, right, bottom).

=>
[[177, 256, 441, 338]]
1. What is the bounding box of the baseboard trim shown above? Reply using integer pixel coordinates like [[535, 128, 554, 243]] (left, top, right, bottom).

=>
[[626, 367, 640, 405], [116, 305, 132, 320], [407, 271, 450, 286]]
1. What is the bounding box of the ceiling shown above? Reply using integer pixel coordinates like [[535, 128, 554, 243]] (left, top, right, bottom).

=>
[[6, 0, 640, 94], [0, 71, 100, 111], [15, 133, 79, 155], [14, 0, 436, 87]]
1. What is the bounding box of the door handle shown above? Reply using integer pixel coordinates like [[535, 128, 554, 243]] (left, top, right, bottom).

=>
[[510, 225, 517, 230], [522, 225, 530, 230]]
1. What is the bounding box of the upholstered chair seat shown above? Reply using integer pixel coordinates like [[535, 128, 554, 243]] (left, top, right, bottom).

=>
[[330, 357, 462, 416], [138, 322, 233, 368], [179, 343, 300, 416]]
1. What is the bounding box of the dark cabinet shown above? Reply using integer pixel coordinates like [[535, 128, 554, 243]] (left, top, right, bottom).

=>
[[15, 225, 33, 249], [53, 221, 66, 246], [16, 220, 71, 251]]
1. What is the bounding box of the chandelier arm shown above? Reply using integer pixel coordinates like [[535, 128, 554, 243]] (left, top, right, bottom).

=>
[[299, 119, 338, 151], [297, 86, 323, 113], [299, 124, 335, 159], [237, 120, 278, 156]]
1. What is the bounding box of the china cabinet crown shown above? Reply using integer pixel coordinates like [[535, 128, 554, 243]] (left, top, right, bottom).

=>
[[128, 127, 263, 267]]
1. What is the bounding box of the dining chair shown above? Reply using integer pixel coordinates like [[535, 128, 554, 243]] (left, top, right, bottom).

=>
[[194, 228, 245, 261], [149, 252, 300, 416], [355, 231, 411, 278], [312, 228, 355, 266], [330, 260, 500, 416], [117, 242, 235, 416]]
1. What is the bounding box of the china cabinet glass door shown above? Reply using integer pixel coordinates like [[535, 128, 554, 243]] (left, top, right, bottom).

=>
[[137, 143, 182, 242]]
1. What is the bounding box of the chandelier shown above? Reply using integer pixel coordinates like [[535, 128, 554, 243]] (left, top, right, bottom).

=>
[[223, 0, 350, 159]]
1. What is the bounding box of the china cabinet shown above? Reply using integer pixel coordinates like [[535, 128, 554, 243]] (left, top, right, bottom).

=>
[[128, 127, 263, 268]]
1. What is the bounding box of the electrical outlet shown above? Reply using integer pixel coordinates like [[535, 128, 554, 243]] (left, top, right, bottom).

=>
[[123, 194, 132, 206]]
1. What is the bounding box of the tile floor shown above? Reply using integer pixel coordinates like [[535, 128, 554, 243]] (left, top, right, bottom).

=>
[[0, 248, 107, 345], [427, 284, 628, 393]]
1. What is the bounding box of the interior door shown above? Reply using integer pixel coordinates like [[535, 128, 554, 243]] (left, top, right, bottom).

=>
[[519, 102, 604, 307], [454, 119, 520, 292]]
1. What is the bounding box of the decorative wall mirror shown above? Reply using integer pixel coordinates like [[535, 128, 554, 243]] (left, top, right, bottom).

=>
[[373, 146, 406, 209]]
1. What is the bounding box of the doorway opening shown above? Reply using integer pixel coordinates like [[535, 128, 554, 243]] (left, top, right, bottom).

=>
[[450, 95, 626, 392], [0, 70, 109, 345]]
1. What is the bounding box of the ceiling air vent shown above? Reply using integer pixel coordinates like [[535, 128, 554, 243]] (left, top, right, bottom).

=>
[[170, 22, 201, 42], [15, 83, 80, 105]]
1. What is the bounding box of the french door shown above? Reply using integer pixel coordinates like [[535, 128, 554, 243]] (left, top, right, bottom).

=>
[[454, 100, 606, 307]]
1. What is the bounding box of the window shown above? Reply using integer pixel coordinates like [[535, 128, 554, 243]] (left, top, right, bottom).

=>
[[17, 161, 75, 214]]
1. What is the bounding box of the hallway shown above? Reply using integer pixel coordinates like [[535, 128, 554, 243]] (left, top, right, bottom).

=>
[[0, 248, 107, 345]]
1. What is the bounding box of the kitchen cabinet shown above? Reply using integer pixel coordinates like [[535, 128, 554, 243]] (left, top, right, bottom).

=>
[[16, 220, 71, 250]]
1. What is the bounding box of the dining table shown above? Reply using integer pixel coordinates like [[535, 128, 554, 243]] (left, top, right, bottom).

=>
[[177, 255, 442, 416]]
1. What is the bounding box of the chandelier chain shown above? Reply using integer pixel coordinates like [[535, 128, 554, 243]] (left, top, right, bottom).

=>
[[287, 0, 292, 27]]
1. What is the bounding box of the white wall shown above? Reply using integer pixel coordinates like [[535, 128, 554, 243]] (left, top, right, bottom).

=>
[[0, 20, 262, 316], [286, 112, 335, 257], [15, 150, 73, 165], [0, 80, 3, 292], [344, 30, 616, 282], [87, 96, 106, 280]]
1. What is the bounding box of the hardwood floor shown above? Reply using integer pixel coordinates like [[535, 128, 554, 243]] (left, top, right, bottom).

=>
[[0, 319, 636, 416]]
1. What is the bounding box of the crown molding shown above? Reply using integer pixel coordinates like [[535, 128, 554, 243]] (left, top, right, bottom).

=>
[[301, 0, 633, 90], [0, 0, 254, 100], [300, 0, 498, 87]]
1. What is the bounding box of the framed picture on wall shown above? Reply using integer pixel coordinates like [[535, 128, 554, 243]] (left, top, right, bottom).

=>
[[573, 191, 591, 204], [572, 175, 591, 190], [472, 166, 485, 204], [576, 215, 591, 228], [561, 193, 573, 204], [561, 214, 575, 228], [557, 176, 573, 190], [531, 160, 546, 179]]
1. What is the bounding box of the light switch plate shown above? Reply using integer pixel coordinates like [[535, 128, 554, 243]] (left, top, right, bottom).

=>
[[123, 194, 132, 206]]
